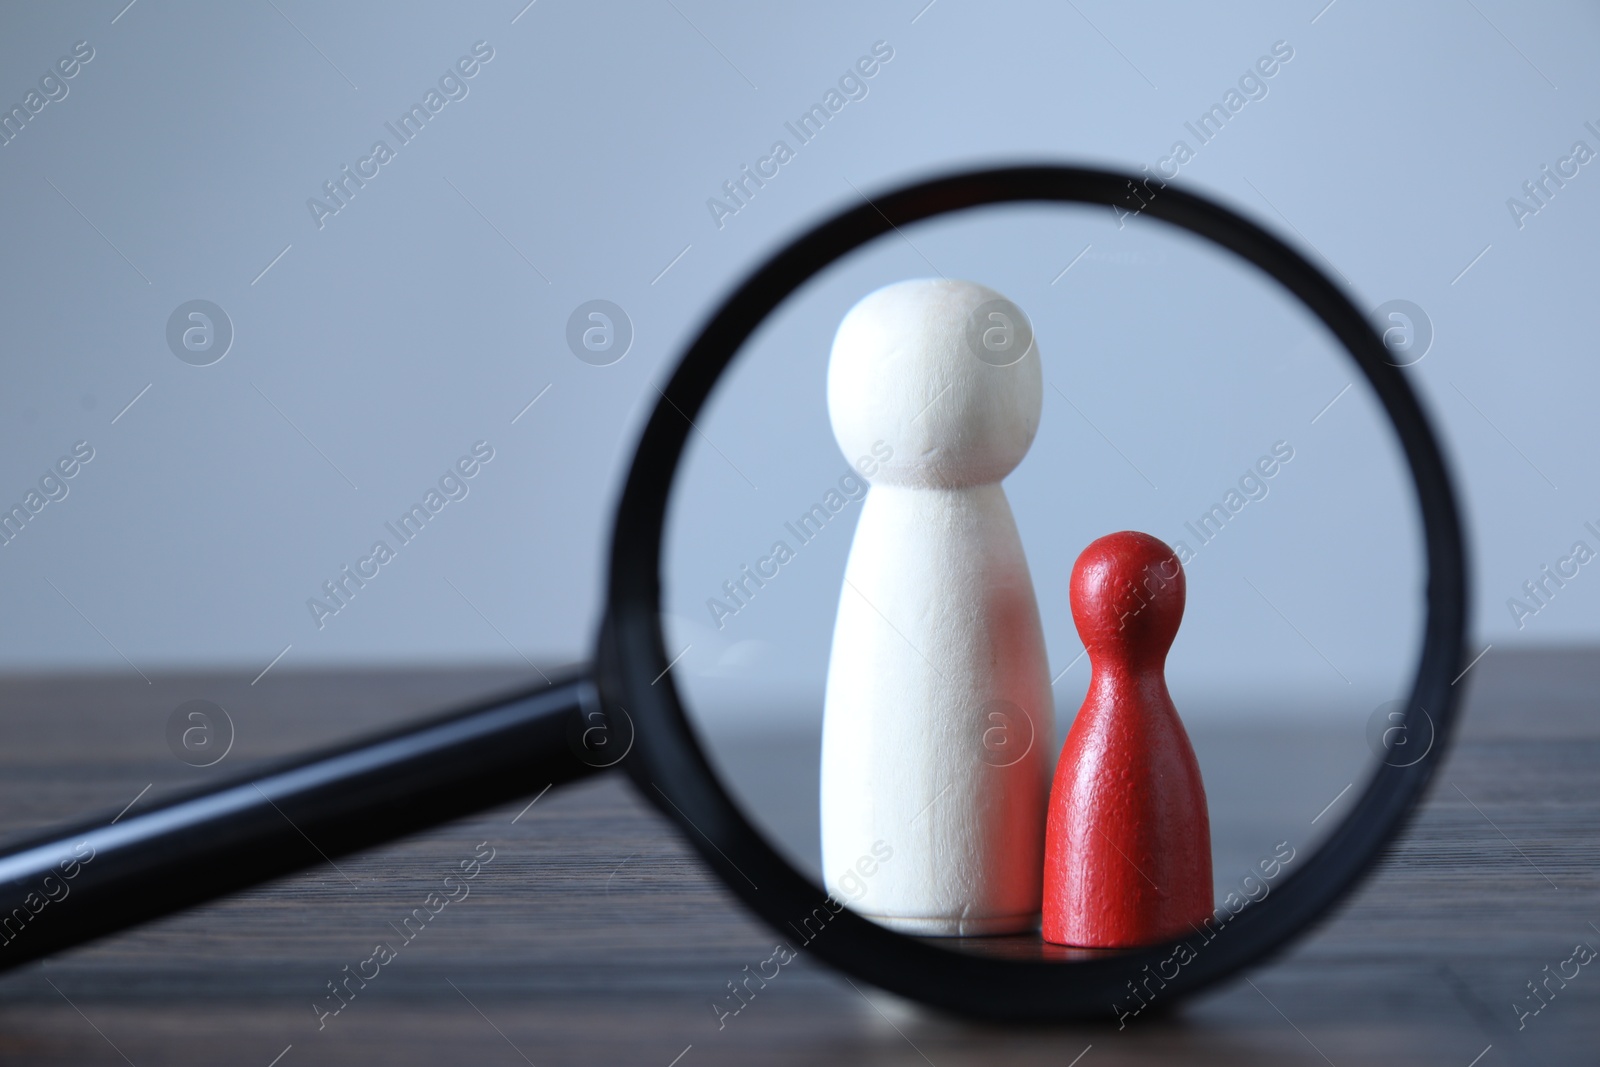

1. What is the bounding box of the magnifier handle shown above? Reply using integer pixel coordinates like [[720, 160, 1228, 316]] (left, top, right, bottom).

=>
[[0, 668, 601, 973]]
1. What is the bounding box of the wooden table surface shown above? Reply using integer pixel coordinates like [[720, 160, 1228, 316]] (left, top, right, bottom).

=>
[[0, 648, 1593, 1066]]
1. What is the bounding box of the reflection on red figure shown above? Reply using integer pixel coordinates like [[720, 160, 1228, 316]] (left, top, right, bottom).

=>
[[1043, 531, 1213, 948]]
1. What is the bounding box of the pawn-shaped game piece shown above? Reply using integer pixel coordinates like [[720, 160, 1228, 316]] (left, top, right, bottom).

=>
[[1043, 531, 1212, 946], [820, 278, 1052, 936]]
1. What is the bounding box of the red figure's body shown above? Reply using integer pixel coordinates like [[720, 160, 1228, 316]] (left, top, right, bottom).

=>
[[1043, 531, 1212, 948]]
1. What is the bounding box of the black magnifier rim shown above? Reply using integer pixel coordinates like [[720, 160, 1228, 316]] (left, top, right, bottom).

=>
[[599, 164, 1467, 1022]]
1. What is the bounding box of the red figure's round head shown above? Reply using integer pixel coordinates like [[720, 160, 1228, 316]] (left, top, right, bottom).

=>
[[1069, 531, 1185, 670]]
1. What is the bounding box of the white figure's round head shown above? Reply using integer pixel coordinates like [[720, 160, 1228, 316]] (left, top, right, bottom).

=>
[[827, 279, 1043, 489]]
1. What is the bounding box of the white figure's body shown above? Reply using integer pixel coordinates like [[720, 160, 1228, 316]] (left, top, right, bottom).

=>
[[820, 279, 1052, 936]]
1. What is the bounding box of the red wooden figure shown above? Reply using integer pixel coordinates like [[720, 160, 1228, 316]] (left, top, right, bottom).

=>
[[1042, 531, 1212, 947]]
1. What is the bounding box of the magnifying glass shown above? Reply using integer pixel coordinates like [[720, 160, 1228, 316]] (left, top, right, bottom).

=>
[[0, 165, 1467, 1022]]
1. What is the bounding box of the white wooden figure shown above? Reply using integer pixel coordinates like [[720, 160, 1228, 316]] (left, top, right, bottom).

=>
[[820, 278, 1052, 936]]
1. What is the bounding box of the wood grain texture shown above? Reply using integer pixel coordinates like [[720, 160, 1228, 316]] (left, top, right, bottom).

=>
[[0, 651, 1591, 1065]]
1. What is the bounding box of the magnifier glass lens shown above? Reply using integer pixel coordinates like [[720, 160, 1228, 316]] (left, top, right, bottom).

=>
[[659, 203, 1424, 962]]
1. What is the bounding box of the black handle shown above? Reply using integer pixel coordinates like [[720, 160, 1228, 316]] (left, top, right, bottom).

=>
[[0, 667, 603, 971]]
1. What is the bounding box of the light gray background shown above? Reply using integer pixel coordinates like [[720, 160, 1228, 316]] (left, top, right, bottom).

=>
[[0, 1, 1594, 703]]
